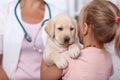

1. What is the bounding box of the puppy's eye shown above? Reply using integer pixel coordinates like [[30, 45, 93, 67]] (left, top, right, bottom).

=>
[[58, 27, 63, 31], [70, 28, 74, 31]]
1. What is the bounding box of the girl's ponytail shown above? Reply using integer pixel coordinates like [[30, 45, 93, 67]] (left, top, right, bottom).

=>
[[115, 22, 120, 57], [104, 1, 120, 58]]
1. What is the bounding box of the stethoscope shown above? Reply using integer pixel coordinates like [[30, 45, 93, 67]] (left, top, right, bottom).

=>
[[14, 0, 51, 43]]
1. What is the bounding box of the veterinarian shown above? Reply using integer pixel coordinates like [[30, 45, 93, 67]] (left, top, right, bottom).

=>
[[0, 0, 62, 79]]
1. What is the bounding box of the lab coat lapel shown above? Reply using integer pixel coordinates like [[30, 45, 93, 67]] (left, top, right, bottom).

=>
[[3, 2, 24, 78]]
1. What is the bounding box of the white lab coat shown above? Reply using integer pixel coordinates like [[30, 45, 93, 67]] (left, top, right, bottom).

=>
[[0, 0, 63, 78]]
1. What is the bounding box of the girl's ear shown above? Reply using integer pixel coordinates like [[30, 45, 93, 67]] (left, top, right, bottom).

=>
[[83, 23, 88, 36]]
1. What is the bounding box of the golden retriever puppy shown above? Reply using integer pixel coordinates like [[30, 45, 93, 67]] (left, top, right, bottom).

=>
[[43, 13, 80, 69]]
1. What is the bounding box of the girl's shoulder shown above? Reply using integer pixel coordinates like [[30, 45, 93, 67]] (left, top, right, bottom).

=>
[[81, 47, 113, 65], [81, 47, 112, 58]]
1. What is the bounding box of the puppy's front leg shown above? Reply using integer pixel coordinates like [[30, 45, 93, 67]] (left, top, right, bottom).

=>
[[68, 43, 80, 58], [53, 53, 68, 69], [43, 50, 68, 69]]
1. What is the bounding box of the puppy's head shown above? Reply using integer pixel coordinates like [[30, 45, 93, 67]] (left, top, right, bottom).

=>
[[45, 13, 77, 47]]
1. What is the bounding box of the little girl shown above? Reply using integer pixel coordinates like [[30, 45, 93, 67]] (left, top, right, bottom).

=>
[[41, 0, 120, 80]]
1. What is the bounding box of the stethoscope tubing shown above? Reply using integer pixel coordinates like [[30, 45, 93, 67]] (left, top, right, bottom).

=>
[[14, 0, 51, 42], [41, 1, 52, 26]]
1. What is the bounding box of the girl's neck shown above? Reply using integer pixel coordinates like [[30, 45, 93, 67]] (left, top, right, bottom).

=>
[[82, 23, 104, 49]]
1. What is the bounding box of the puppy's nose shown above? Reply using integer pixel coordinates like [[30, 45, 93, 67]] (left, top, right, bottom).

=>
[[64, 36, 70, 44]]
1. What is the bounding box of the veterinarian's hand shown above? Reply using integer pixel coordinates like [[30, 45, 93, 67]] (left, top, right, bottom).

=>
[[68, 44, 80, 58], [53, 54, 68, 69]]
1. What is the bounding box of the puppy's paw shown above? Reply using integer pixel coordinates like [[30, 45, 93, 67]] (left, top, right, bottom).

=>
[[54, 55, 68, 69], [68, 44, 80, 58]]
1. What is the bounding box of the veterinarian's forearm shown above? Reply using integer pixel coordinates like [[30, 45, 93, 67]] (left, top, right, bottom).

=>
[[0, 66, 9, 80], [41, 60, 62, 80]]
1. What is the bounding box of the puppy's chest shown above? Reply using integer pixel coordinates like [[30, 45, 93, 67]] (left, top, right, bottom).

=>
[[46, 38, 68, 53], [57, 48, 68, 53], [50, 44, 68, 53]]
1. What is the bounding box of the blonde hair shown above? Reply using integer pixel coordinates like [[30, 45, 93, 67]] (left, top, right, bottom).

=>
[[78, 0, 120, 57]]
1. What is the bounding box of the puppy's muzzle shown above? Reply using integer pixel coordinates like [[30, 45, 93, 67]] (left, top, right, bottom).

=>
[[64, 36, 70, 44]]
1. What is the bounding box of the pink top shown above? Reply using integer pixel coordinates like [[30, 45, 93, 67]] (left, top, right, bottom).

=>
[[11, 21, 44, 80], [62, 47, 113, 80]]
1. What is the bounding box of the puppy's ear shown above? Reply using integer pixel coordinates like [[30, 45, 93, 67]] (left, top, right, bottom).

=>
[[45, 20, 55, 38]]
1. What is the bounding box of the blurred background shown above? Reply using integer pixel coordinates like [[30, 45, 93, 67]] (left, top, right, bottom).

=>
[[1, 0, 120, 80]]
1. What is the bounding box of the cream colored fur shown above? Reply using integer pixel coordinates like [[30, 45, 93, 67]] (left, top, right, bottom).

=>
[[43, 13, 80, 69]]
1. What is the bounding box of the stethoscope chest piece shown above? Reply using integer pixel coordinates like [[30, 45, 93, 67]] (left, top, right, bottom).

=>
[[25, 35, 32, 42]]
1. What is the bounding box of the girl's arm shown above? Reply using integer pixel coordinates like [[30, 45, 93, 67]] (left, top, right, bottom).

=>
[[0, 55, 9, 80], [41, 59, 62, 80]]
